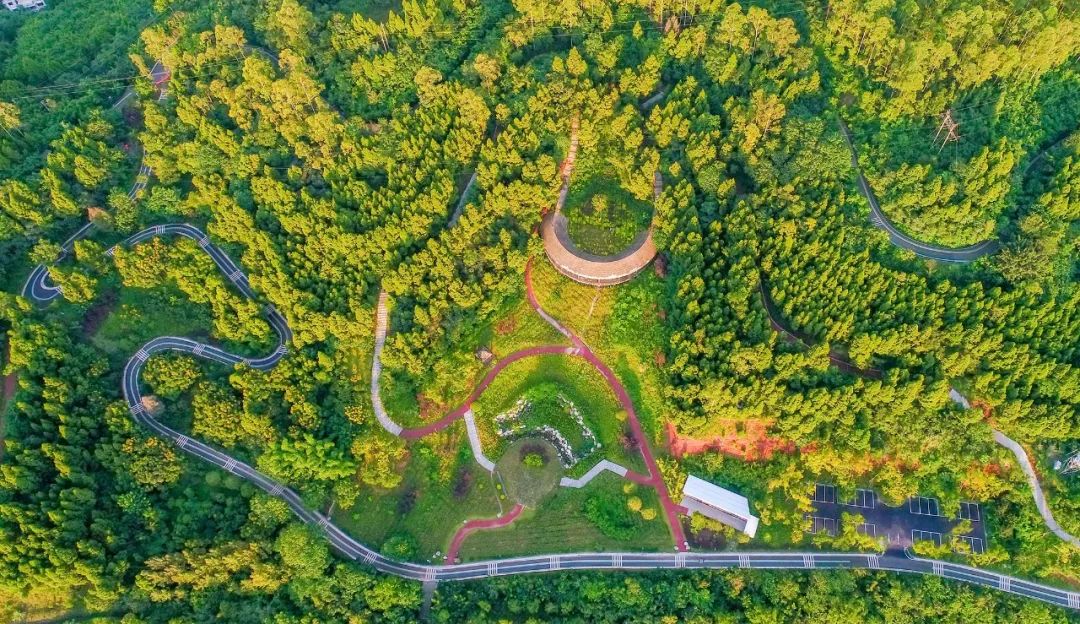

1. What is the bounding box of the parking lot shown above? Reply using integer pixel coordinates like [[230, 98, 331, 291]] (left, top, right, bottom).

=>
[[807, 484, 987, 553]]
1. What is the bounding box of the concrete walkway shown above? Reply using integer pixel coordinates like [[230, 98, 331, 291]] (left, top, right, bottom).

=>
[[523, 260, 689, 551], [105, 224, 1079, 612], [560, 459, 629, 488], [462, 409, 495, 472], [370, 291, 403, 436], [448, 171, 477, 227], [948, 389, 1080, 550], [993, 430, 1080, 549]]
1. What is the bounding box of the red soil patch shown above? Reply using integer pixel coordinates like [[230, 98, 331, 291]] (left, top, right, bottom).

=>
[[494, 315, 517, 336], [666, 420, 796, 461], [971, 398, 994, 420], [415, 393, 449, 422]]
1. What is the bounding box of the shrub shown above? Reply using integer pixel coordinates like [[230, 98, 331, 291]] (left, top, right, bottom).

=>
[[585, 492, 639, 540], [523, 453, 545, 468]]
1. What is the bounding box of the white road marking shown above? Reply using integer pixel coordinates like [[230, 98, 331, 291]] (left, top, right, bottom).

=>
[[999, 576, 1010, 592], [487, 562, 497, 576], [932, 561, 944, 576], [803, 554, 814, 569], [739, 554, 750, 569], [867, 555, 880, 570]]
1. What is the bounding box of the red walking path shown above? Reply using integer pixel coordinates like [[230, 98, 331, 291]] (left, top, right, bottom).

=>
[[398, 344, 575, 440], [523, 261, 688, 551], [447, 503, 525, 561], [376, 258, 689, 554]]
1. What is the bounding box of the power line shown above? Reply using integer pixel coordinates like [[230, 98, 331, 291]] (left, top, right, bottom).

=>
[[9, 55, 251, 101]]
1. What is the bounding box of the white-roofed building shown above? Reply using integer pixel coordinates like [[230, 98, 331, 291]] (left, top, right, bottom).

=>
[[3, 0, 45, 10], [681, 475, 760, 538]]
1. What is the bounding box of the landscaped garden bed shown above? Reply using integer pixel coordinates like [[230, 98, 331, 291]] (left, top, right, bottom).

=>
[[493, 382, 600, 467]]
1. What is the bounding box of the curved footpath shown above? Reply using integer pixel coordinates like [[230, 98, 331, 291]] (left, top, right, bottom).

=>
[[993, 431, 1080, 549], [764, 277, 1080, 554], [838, 118, 1000, 263], [106, 226, 1077, 608], [540, 120, 659, 286], [371, 260, 689, 552], [13, 84, 1079, 608]]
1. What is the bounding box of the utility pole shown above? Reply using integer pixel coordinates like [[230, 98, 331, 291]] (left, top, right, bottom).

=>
[[934, 109, 960, 153], [1059, 449, 1080, 476]]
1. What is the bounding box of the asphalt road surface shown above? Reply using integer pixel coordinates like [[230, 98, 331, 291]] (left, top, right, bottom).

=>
[[838, 119, 1001, 263], [13, 73, 1076, 609], [22, 61, 169, 304], [105, 222, 1078, 612]]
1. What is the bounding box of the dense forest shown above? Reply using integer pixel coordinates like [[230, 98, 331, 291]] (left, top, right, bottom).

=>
[[1, 0, 1079, 621]]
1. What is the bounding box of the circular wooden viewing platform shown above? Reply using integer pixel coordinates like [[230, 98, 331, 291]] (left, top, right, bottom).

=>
[[541, 210, 657, 286]]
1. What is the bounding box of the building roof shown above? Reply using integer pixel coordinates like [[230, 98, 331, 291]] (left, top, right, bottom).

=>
[[681, 475, 759, 538]]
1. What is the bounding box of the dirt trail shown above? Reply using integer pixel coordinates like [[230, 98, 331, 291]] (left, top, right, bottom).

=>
[[666, 421, 795, 461]]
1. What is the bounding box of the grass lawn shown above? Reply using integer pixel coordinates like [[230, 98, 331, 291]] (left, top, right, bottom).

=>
[[496, 437, 562, 507], [457, 471, 673, 560], [471, 354, 646, 478], [334, 434, 503, 562], [529, 259, 669, 444], [91, 285, 212, 356], [564, 173, 652, 256], [377, 290, 567, 429]]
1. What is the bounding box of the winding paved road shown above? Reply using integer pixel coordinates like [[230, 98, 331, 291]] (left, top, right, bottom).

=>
[[764, 281, 1080, 556], [12, 66, 1080, 611], [21, 61, 170, 304], [37, 222, 1071, 611], [838, 119, 1001, 263]]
